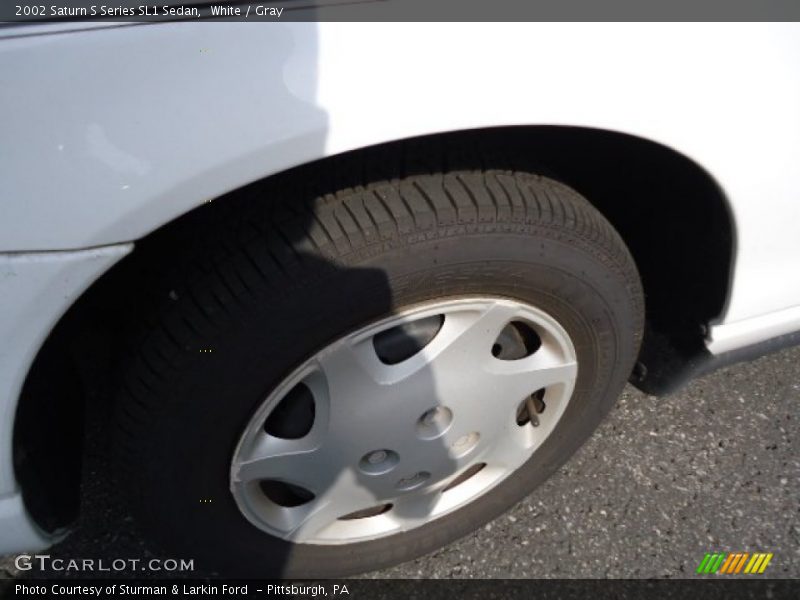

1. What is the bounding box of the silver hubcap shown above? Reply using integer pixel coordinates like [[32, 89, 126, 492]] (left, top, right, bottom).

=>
[[230, 297, 578, 544]]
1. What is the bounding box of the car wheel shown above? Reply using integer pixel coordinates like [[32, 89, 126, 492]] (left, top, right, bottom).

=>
[[114, 169, 643, 577]]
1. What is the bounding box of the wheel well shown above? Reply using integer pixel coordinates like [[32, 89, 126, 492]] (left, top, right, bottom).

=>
[[13, 125, 733, 532]]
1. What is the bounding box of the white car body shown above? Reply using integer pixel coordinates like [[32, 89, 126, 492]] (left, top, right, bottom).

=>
[[1, 21, 799, 553]]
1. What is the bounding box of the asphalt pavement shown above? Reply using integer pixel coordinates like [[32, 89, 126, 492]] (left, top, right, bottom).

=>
[[2, 346, 798, 580]]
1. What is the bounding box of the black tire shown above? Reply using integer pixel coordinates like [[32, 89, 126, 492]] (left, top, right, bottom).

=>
[[113, 170, 643, 577]]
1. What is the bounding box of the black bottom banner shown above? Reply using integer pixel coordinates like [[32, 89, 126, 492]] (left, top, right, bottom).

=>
[[2, 579, 799, 600]]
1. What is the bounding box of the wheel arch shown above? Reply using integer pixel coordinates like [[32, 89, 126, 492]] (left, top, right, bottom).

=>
[[12, 124, 735, 533]]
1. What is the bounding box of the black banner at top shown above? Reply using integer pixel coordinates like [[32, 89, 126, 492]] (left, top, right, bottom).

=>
[[3, 0, 800, 23]]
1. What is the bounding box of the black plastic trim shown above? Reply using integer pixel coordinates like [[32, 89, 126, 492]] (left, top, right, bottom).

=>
[[633, 328, 800, 396]]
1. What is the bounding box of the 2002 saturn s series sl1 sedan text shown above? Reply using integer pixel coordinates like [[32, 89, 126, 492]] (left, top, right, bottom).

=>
[[1, 19, 799, 577]]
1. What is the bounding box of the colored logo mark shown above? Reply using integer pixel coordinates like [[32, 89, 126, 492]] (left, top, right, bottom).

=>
[[696, 552, 773, 575]]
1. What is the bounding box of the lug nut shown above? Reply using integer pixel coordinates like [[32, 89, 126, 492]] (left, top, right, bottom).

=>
[[423, 407, 445, 425], [450, 431, 480, 457], [416, 406, 453, 440], [359, 449, 399, 475], [396, 471, 430, 491], [454, 432, 479, 447], [367, 450, 388, 464]]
